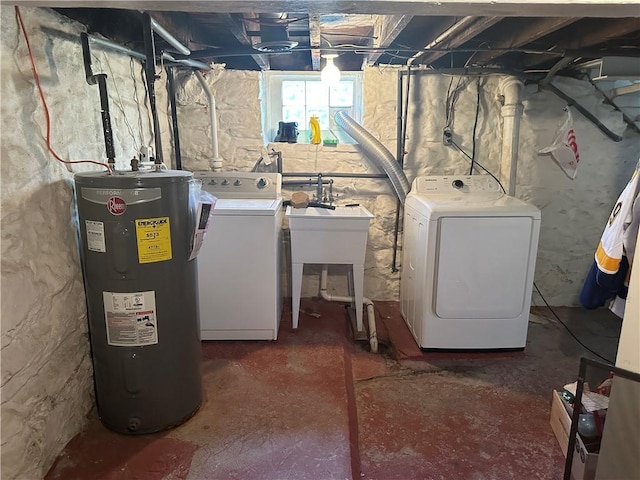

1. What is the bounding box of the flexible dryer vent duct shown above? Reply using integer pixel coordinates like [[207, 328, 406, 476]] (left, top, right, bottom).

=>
[[334, 111, 410, 204]]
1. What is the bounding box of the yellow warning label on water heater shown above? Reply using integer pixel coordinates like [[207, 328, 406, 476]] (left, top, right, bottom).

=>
[[135, 217, 172, 264]]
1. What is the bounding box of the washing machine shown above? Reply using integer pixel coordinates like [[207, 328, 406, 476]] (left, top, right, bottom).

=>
[[400, 175, 541, 350], [194, 172, 283, 340]]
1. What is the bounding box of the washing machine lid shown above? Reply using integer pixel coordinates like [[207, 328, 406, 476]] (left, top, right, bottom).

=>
[[406, 193, 540, 219], [212, 198, 282, 216]]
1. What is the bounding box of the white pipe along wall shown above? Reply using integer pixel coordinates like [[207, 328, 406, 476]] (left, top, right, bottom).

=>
[[194, 70, 223, 171], [500, 76, 525, 196]]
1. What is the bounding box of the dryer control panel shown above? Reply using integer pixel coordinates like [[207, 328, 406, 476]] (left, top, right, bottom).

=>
[[194, 172, 282, 199], [412, 175, 501, 194]]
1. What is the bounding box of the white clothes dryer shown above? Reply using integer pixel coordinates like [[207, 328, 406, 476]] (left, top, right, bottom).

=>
[[195, 172, 283, 340], [400, 175, 541, 350]]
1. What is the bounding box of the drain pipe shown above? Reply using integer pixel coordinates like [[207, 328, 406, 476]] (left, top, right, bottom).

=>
[[499, 77, 524, 196], [320, 265, 378, 353], [194, 71, 222, 171]]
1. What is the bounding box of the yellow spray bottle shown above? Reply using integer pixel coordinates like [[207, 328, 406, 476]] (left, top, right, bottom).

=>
[[309, 115, 321, 144]]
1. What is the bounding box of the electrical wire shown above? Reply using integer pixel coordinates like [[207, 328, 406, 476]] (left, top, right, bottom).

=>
[[100, 52, 138, 150], [15, 6, 110, 171], [139, 63, 154, 137], [401, 65, 411, 164], [241, 16, 303, 27], [450, 140, 506, 193], [377, 51, 414, 61], [533, 283, 614, 364], [130, 58, 146, 147], [469, 77, 481, 175]]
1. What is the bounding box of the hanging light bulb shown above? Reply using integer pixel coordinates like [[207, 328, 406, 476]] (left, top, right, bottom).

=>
[[321, 54, 341, 85]]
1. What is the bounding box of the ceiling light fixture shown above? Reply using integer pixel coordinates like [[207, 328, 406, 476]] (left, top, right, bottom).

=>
[[253, 40, 298, 53], [321, 54, 341, 85]]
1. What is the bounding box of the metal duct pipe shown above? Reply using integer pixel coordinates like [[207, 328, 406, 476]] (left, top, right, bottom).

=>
[[194, 71, 222, 171], [89, 36, 210, 69], [150, 17, 190, 56], [163, 53, 210, 70], [334, 111, 410, 204], [89, 36, 145, 60]]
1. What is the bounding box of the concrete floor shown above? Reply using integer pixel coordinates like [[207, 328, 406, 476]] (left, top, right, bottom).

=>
[[46, 299, 621, 480]]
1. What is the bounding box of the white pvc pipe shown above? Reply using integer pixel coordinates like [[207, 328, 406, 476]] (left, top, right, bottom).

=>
[[194, 71, 222, 171], [499, 77, 525, 196], [320, 265, 378, 353]]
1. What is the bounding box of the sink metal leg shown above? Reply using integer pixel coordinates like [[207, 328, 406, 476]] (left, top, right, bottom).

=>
[[353, 263, 365, 332], [291, 262, 303, 330]]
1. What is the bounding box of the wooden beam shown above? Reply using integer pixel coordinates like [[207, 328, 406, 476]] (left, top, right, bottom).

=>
[[19, 1, 640, 18], [562, 17, 640, 50], [471, 17, 580, 65], [367, 15, 413, 66], [415, 16, 501, 66], [522, 17, 640, 70], [309, 13, 321, 71], [218, 13, 270, 69]]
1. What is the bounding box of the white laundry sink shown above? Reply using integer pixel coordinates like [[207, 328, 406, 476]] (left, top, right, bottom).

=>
[[286, 205, 374, 264], [286, 204, 375, 332]]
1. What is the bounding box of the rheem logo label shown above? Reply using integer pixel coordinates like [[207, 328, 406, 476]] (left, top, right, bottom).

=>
[[107, 197, 126, 216]]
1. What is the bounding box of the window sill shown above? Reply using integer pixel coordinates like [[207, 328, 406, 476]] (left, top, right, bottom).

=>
[[266, 141, 361, 154], [270, 129, 357, 146]]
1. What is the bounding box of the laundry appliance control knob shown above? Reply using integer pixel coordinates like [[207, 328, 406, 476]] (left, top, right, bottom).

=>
[[222, 179, 230, 186], [452, 179, 464, 189], [257, 178, 268, 189], [234, 180, 242, 186]]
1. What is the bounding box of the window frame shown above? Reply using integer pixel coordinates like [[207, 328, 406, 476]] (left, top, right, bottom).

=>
[[262, 71, 364, 144]]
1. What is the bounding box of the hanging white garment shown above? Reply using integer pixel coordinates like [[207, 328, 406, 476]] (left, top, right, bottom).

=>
[[595, 159, 640, 275]]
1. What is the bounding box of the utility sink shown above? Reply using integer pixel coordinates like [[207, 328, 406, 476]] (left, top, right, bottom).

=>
[[286, 205, 374, 265], [286, 205, 375, 332]]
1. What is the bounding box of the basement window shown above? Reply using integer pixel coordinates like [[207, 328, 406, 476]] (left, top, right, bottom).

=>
[[262, 71, 363, 145]]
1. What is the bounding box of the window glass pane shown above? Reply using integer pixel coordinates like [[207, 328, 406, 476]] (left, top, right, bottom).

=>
[[266, 72, 361, 144], [307, 107, 330, 129], [282, 81, 305, 106], [306, 81, 329, 106], [329, 106, 353, 129], [282, 106, 305, 125], [330, 81, 354, 107]]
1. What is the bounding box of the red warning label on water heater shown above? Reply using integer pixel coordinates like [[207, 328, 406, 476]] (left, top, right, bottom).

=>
[[107, 196, 127, 215]]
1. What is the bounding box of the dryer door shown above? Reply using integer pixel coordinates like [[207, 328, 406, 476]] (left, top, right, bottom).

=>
[[434, 216, 535, 319]]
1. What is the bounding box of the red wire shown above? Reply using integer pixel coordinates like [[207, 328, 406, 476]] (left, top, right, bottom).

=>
[[15, 6, 111, 172]]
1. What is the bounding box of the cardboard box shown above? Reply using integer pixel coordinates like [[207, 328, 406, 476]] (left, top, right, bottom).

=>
[[550, 390, 599, 480]]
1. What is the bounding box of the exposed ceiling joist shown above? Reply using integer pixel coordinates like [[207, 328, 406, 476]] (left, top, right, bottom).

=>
[[415, 16, 501, 66], [220, 13, 270, 69], [23, 1, 640, 18], [367, 15, 413, 66], [471, 17, 580, 65], [524, 17, 640, 70], [52, 5, 640, 77], [562, 17, 640, 51]]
